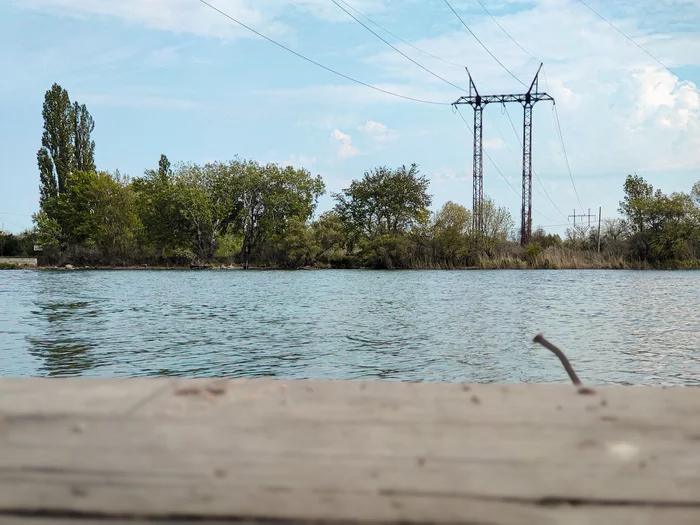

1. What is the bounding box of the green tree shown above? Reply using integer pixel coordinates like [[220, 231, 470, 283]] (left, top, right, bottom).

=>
[[309, 211, 347, 265], [56, 170, 102, 245], [619, 174, 700, 262], [432, 201, 471, 266], [72, 101, 96, 172], [36, 83, 96, 231], [37, 84, 73, 214], [174, 161, 241, 263], [619, 174, 657, 234], [481, 196, 515, 254], [133, 154, 190, 260], [92, 171, 140, 263], [692, 181, 700, 207], [236, 161, 325, 268], [333, 164, 431, 242]]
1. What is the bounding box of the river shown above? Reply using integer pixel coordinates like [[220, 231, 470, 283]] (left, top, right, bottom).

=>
[[1, 269, 699, 384]]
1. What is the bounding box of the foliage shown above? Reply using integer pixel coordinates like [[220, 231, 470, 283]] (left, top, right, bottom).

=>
[[432, 201, 472, 266], [36, 83, 96, 233], [618, 174, 700, 262], [333, 164, 431, 243], [27, 83, 700, 269], [0, 230, 37, 257]]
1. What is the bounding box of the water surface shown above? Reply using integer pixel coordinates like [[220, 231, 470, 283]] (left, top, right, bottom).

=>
[[1, 269, 699, 384]]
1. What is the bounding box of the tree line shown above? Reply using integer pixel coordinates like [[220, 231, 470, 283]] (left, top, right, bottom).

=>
[[4, 83, 699, 269]]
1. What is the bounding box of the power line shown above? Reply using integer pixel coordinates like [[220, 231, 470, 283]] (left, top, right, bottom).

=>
[[196, 0, 450, 106], [501, 105, 568, 219], [335, 0, 465, 69], [551, 102, 585, 213], [442, 0, 527, 88], [576, 0, 700, 96], [473, 0, 539, 63], [454, 106, 555, 223], [332, 0, 466, 91], [540, 66, 584, 214]]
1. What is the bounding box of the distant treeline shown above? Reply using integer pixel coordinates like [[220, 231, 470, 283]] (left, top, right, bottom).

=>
[[5, 83, 700, 269]]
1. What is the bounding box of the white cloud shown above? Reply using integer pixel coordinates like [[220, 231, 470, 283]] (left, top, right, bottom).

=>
[[330, 129, 359, 158], [358, 120, 398, 142]]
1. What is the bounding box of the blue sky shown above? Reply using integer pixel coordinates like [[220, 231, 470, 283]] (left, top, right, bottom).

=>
[[1, 0, 699, 236]]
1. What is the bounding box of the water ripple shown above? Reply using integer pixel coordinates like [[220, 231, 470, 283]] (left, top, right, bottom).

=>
[[0, 269, 699, 384]]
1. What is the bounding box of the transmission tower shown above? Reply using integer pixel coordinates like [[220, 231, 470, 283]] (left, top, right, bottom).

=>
[[452, 63, 554, 245]]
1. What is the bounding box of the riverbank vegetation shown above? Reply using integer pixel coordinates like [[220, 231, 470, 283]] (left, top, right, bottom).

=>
[[10, 83, 700, 270]]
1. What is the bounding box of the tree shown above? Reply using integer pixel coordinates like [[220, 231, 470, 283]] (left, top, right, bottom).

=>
[[530, 226, 562, 249], [619, 174, 700, 262], [619, 174, 657, 234], [481, 196, 515, 254], [333, 164, 431, 242], [37, 84, 73, 213], [36, 83, 96, 230], [236, 161, 325, 268], [133, 154, 190, 259], [173, 161, 241, 263], [692, 181, 700, 208], [432, 201, 471, 265], [72, 102, 96, 172]]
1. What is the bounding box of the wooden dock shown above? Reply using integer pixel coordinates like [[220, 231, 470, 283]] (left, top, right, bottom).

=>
[[0, 378, 698, 524]]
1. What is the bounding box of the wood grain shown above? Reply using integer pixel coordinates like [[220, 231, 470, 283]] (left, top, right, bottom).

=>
[[0, 378, 698, 524]]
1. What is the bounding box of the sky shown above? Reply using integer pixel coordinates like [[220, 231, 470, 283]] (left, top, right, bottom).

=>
[[1, 0, 699, 236]]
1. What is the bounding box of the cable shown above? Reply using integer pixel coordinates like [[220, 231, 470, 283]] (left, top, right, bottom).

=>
[[443, 0, 527, 88], [487, 107, 558, 216], [501, 105, 568, 219], [576, 0, 700, 96], [551, 103, 585, 213], [196, 0, 450, 106], [332, 0, 466, 91], [335, 0, 465, 69], [454, 106, 554, 222], [473, 0, 539, 63]]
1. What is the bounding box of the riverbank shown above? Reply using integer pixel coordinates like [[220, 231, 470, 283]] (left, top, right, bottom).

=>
[[7, 259, 700, 271], [1, 377, 698, 524]]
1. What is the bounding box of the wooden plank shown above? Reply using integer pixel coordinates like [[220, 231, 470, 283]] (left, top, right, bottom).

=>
[[2, 506, 700, 525], [0, 378, 171, 416], [1, 378, 699, 524], [4, 506, 700, 525]]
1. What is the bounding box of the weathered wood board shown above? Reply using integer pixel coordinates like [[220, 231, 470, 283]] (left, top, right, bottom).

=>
[[0, 378, 699, 524]]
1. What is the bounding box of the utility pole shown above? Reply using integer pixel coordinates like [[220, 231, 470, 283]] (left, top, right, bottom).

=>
[[568, 209, 596, 228], [597, 206, 602, 253], [452, 63, 554, 245]]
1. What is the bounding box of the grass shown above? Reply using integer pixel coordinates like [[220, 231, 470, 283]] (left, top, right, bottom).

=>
[[478, 247, 629, 270]]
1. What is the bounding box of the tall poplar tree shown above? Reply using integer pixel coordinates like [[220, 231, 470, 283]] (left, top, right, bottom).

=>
[[36, 83, 96, 226]]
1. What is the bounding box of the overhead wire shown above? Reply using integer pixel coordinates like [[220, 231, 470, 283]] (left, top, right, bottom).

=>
[[473, 0, 539, 63], [332, 0, 466, 91], [335, 0, 465, 69], [551, 102, 585, 213], [454, 106, 555, 223], [538, 65, 586, 216], [576, 0, 700, 96], [500, 105, 568, 219], [442, 0, 527, 88], [196, 0, 450, 105]]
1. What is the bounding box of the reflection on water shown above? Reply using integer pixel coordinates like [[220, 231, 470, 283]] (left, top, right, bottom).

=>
[[1, 269, 699, 384], [26, 300, 99, 376]]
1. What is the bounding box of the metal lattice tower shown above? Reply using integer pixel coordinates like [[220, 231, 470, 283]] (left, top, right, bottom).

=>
[[452, 64, 554, 245]]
